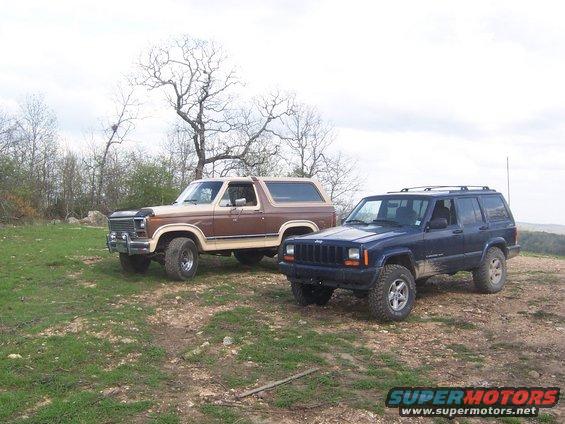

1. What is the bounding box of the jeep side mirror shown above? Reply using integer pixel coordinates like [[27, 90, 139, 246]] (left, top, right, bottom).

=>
[[235, 198, 247, 207], [427, 218, 448, 230]]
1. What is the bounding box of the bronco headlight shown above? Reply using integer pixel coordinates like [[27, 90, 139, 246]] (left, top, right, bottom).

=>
[[348, 248, 360, 260], [286, 244, 295, 255]]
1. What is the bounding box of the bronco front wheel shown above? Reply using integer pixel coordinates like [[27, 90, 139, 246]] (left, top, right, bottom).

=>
[[164, 237, 199, 281], [368, 264, 416, 322]]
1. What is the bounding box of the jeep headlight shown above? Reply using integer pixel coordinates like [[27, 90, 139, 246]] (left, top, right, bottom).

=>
[[109, 232, 117, 241], [348, 248, 360, 260], [286, 244, 295, 255]]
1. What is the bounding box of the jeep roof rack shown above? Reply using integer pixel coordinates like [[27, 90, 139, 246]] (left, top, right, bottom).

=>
[[393, 185, 493, 193]]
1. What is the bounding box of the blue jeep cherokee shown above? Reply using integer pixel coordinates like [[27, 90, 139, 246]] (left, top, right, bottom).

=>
[[279, 186, 520, 322]]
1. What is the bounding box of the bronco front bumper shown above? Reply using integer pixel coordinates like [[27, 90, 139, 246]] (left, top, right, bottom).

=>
[[278, 262, 381, 290], [106, 233, 150, 255]]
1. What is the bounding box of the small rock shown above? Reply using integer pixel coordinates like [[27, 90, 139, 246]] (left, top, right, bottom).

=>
[[67, 217, 80, 224], [528, 370, 540, 378], [7, 353, 22, 359], [101, 387, 121, 397], [201, 341, 210, 348], [298, 320, 307, 325], [120, 338, 135, 344], [223, 336, 234, 346]]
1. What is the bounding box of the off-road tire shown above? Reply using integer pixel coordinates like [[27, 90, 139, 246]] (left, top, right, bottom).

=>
[[119, 253, 151, 274], [290, 280, 334, 306], [164, 237, 199, 281], [368, 264, 416, 322], [234, 249, 264, 266], [472, 247, 507, 293]]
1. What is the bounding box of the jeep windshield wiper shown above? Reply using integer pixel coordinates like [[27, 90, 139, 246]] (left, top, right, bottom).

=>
[[371, 219, 402, 227], [344, 219, 369, 225]]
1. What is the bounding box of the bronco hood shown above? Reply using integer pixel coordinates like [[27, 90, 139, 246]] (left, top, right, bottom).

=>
[[296, 225, 413, 244], [109, 204, 214, 219]]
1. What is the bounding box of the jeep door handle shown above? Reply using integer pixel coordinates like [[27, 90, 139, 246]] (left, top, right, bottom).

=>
[[479, 225, 489, 230], [452, 229, 463, 234]]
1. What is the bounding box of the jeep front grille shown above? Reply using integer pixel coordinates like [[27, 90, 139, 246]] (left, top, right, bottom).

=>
[[108, 218, 135, 234], [294, 243, 345, 266]]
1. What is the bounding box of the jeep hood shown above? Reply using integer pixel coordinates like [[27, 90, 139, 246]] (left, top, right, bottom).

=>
[[296, 225, 414, 244]]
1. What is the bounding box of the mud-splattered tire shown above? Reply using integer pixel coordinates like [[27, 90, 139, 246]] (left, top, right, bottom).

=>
[[234, 250, 264, 266], [290, 281, 334, 306], [164, 237, 199, 281], [119, 253, 151, 274], [368, 265, 416, 322], [472, 247, 507, 293]]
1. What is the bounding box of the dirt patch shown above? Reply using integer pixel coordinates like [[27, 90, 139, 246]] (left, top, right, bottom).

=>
[[140, 256, 564, 422], [70, 255, 103, 265]]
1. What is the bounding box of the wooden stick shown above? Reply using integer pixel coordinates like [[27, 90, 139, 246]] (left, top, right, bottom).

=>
[[235, 367, 320, 399]]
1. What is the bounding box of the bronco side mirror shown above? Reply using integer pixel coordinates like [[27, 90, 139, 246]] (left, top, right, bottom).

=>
[[427, 218, 448, 230], [235, 198, 247, 207]]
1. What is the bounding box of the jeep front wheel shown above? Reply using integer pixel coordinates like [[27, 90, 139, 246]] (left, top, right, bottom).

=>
[[368, 264, 416, 322], [290, 281, 334, 306], [164, 237, 199, 281], [234, 249, 264, 266], [119, 253, 151, 274], [472, 247, 507, 293]]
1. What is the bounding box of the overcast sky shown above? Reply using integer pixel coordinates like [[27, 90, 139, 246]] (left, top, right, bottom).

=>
[[1, 0, 564, 224]]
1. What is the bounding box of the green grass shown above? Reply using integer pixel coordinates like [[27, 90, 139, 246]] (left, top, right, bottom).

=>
[[0, 224, 435, 421], [0, 224, 173, 423]]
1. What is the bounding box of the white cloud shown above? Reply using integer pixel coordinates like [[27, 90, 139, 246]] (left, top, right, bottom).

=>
[[0, 0, 564, 223]]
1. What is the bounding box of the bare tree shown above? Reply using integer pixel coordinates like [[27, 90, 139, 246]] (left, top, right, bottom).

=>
[[138, 36, 292, 179], [319, 152, 364, 218], [95, 87, 139, 207], [281, 104, 333, 178], [0, 111, 16, 155]]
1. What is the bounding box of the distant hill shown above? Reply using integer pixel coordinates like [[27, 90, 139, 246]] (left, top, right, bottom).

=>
[[519, 230, 565, 257], [518, 222, 565, 235]]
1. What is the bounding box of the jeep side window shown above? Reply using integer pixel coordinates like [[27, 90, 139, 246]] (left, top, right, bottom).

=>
[[457, 197, 484, 226], [430, 199, 457, 226], [482, 195, 509, 221], [219, 183, 257, 207]]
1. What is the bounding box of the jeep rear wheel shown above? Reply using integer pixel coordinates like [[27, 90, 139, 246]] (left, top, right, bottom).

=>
[[290, 281, 334, 306], [164, 237, 199, 281], [472, 247, 507, 293], [119, 253, 151, 274], [368, 264, 416, 322], [234, 249, 264, 266]]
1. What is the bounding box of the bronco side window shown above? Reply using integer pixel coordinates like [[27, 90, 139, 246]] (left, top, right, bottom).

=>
[[430, 199, 457, 226], [219, 183, 258, 207]]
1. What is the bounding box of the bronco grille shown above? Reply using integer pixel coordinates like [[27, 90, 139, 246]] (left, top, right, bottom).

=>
[[108, 218, 135, 234], [294, 243, 345, 266]]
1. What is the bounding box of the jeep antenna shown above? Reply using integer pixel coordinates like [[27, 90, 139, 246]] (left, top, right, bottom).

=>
[[506, 156, 511, 205]]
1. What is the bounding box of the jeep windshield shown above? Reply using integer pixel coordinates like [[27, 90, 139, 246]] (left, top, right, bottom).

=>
[[345, 196, 429, 227], [173, 181, 223, 205]]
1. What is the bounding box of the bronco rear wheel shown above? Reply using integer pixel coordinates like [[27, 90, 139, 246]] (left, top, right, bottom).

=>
[[164, 237, 199, 281], [234, 249, 264, 266], [119, 253, 151, 274], [290, 281, 334, 306], [368, 264, 416, 322]]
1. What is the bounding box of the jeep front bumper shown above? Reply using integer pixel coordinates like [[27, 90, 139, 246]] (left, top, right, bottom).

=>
[[107, 233, 150, 255], [278, 262, 381, 290]]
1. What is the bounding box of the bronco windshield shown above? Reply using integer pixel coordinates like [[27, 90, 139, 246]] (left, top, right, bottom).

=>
[[345, 197, 429, 227], [174, 181, 223, 205]]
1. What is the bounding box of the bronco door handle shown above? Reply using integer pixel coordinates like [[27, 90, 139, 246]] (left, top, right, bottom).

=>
[[452, 229, 463, 234]]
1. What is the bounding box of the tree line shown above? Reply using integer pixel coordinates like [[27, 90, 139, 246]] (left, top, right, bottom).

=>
[[0, 36, 362, 223], [520, 231, 565, 257]]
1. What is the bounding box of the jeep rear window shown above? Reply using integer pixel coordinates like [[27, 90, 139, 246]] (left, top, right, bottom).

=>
[[265, 182, 324, 203], [482, 195, 510, 221]]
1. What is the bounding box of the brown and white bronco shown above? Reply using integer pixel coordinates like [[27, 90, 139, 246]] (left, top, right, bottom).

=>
[[107, 177, 335, 280]]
